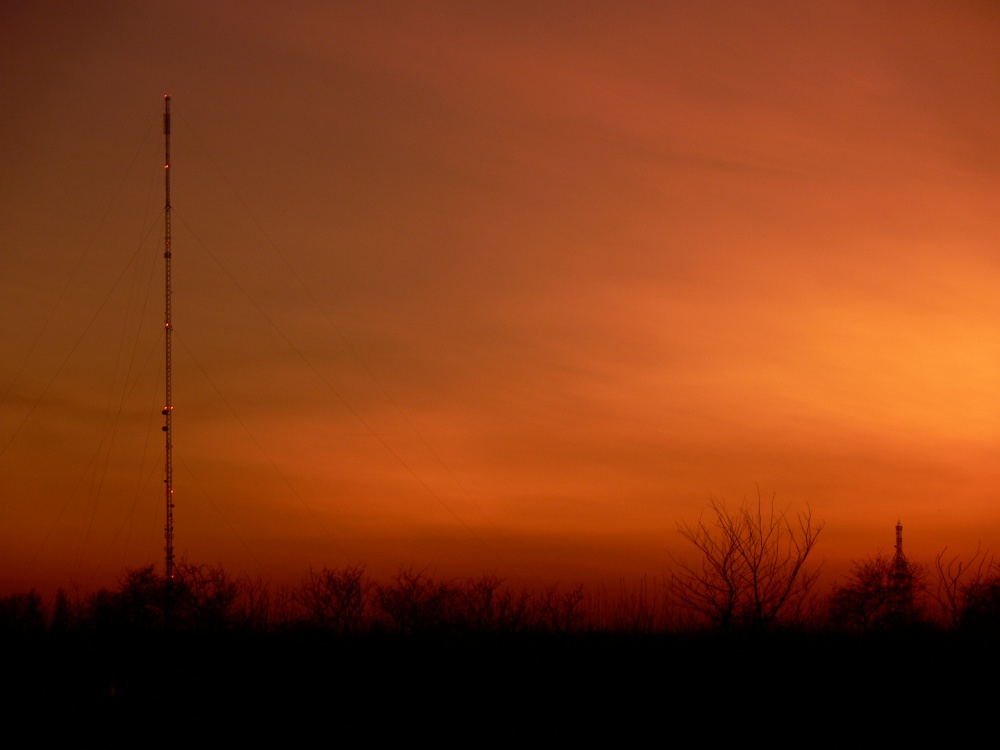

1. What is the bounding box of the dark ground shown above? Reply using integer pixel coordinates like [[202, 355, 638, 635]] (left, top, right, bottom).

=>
[[4, 628, 998, 744]]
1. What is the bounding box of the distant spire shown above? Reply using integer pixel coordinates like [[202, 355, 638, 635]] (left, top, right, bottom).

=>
[[892, 520, 906, 580]]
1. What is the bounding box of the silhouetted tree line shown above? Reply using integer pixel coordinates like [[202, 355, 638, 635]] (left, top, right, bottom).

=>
[[5, 551, 1000, 638], [0, 563, 595, 637], [5, 498, 1000, 638]]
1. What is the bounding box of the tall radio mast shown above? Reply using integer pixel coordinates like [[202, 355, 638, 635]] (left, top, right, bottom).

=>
[[163, 94, 175, 580]]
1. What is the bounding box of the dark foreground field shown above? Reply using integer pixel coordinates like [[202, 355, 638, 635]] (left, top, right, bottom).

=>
[[5, 627, 999, 744]]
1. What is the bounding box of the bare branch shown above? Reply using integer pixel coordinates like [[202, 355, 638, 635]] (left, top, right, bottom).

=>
[[669, 492, 823, 631], [931, 545, 993, 629]]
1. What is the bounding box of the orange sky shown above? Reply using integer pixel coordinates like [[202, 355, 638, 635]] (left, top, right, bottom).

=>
[[2, 1, 999, 596]]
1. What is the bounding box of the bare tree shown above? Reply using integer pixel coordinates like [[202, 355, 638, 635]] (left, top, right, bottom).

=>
[[932, 546, 993, 629], [297, 564, 372, 634], [588, 577, 669, 634], [958, 576, 1000, 631], [113, 565, 170, 629], [376, 568, 458, 634], [458, 574, 530, 633], [235, 576, 273, 631], [929, 546, 1000, 631], [173, 562, 239, 630], [0, 590, 46, 634], [828, 552, 928, 632], [536, 584, 586, 633], [670, 492, 823, 631]]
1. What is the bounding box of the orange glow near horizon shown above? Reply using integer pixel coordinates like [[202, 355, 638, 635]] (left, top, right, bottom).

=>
[[1, 1, 999, 599]]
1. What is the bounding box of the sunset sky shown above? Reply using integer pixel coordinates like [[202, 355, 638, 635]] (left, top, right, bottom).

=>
[[2, 1, 999, 596]]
